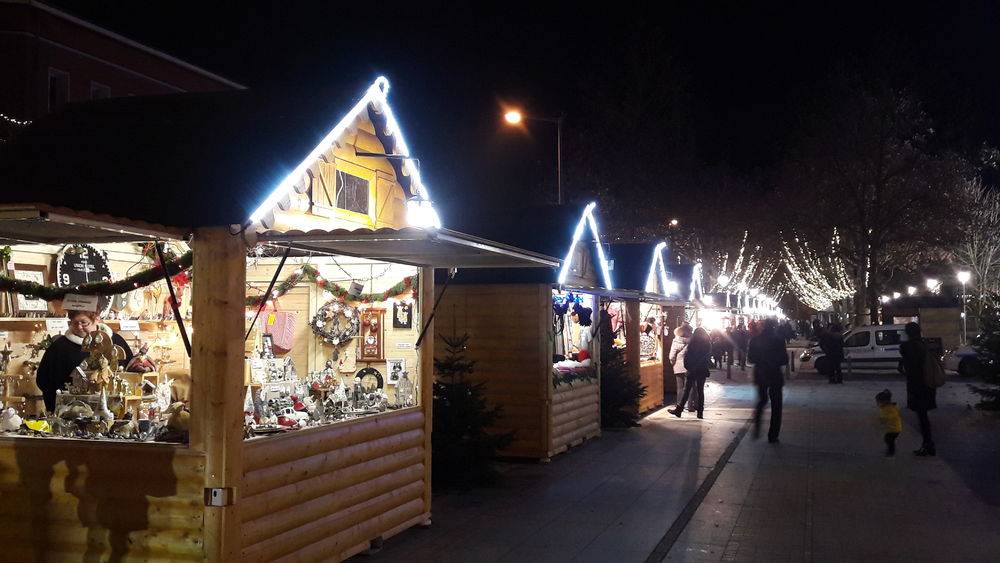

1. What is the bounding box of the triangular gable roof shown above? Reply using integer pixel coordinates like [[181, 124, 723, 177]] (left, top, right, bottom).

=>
[[667, 262, 704, 302], [0, 76, 439, 231], [608, 242, 670, 294], [558, 202, 613, 289]]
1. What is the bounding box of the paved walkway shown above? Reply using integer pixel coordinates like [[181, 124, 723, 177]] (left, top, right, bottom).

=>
[[352, 362, 1000, 562]]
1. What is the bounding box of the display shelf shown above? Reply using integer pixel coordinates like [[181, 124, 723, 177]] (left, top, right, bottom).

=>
[[0, 318, 165, 330]]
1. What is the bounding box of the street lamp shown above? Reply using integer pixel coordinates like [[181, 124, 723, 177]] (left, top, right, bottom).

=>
[[958, 271, 971, 344], [892, 292, 901, 300], [907, 286, 917, 296], [926, 278, 940, 294], [503, 109, 566, 204]]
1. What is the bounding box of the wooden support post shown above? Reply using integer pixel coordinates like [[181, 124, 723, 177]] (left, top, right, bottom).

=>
[[625, 299, 641, 382], [190, 227, 246, 562], [419, 267, 434, 525]]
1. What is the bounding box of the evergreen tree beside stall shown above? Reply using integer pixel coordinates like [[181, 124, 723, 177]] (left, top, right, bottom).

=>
[[432, 333, 513, 486]]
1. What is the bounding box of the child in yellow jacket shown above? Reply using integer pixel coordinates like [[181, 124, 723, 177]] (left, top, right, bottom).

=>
[[876, 389, 902, 457]]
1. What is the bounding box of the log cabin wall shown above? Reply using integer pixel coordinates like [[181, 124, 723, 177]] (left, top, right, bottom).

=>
[[638, 361, 665, 413], [0, 440, 205, 561], [549, 378, 600, 455], [239, 408, 428, 562], [434, 283, 553, 459]]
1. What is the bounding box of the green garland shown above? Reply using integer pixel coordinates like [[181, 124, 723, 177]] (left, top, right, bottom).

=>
[[0, 251, 192, 302], [246, 264, 417, 307]]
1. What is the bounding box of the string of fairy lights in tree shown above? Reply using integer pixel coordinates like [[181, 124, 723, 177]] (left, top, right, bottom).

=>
[[781, 230, 855, 310], [712, 231, 782, 298]]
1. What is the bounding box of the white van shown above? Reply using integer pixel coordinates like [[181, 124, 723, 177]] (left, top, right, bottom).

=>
[[801, 324, 907, 372]]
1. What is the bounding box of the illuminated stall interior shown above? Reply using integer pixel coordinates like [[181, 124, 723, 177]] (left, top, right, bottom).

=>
[[605, 242, 687, 412], [434, 202, 612, 460]]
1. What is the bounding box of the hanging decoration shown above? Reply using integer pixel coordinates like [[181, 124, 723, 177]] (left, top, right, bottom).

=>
[[311, 298, 361, 347], [0, 251, 192, 302], [245, 264, 416, 308]]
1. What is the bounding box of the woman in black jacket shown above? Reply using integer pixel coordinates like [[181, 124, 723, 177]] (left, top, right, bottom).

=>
[[899, 322, 937, 456], [669, 326, 712, 419]]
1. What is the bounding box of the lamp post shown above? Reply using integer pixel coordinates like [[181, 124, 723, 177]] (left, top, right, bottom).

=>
[[668, 218, 680, 263], [958, 271, 971, 344], [504, 110, 566, 204]]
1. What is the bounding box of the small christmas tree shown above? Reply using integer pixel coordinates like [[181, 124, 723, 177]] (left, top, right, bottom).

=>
[[598, 309, 647, 428], [432, 332, 513, 487], [968, 306, 1000, 410]]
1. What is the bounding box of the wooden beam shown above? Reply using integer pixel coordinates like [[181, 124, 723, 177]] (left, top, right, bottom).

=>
[[190, 226, 246, 562], [419, 267, 434, 524]]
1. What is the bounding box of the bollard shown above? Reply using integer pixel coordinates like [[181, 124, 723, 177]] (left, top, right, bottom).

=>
[[727, 361, 732, 380], [847, 358, 853, 379], [789, 350, 795, 373], [785, 356, 791, 379]]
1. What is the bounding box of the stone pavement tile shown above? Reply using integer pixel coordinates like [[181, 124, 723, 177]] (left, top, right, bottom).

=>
[[663, 541, 726, 562], [417, 540, 514, 563], [570, 546, 650, 563], [519, 518, 610, 548], [495, 544, 582, 563]]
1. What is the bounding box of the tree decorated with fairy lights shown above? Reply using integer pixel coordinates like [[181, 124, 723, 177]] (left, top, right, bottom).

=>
[[781, 229, 856, 312]]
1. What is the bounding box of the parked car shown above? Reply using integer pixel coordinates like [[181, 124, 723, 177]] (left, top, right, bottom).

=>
[[944, 332, 999, 376], [800, 324, 907, 373]]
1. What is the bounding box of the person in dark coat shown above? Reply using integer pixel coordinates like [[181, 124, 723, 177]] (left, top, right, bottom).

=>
[[819, 324, 845, 383], [733, 323, 750, 370], [36, 309, 133, 413], [669, 326, 712, 419], [899, 322, 937, 456], [748, 318, 788, 443]]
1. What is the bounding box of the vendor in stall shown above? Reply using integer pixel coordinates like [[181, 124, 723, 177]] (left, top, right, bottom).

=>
[[36, 309, 134, 412]]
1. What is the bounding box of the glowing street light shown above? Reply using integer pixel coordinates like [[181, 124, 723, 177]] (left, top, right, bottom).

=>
[[717, 274, 730, 287], [503, 108, 565, 204], [880, 295, 891, 304], [926, 278, 940, 294], [958, 271, 971, 344], [907, 286, 917, 296], [892, 292, 901, 300]]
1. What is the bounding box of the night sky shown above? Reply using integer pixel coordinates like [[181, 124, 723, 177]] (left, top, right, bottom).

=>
[[46, 1, 1000, 222]]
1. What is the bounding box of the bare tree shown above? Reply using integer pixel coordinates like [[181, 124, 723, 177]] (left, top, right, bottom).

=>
[[954, 179, 1000, 314], [776, 74, 975, 324]]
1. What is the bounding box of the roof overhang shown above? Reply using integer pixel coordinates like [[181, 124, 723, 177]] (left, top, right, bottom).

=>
[[599, 288, 687, 305], [0, 204, 187, 245], [256, 227, 560, 269]]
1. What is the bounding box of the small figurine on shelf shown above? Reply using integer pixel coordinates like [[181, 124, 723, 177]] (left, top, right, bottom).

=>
[[93, 388, 114, 423], [125, 342, 157, 373], [0, 341, 13, 374], [396, 370, 415, 408], [0, 407, 22, 432], [91, 356, 114, 394]]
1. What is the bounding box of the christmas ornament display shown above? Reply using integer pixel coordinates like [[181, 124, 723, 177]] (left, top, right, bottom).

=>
[[311, 299, 360, 347]]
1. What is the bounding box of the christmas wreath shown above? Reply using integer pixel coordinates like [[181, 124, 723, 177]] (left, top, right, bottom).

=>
[[311, 299, 360, 347]]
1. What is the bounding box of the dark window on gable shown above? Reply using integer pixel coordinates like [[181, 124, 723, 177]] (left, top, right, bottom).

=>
[[48, 68, 69, 113], [336, 170, 369, 215], [90, 82, 110, 100]]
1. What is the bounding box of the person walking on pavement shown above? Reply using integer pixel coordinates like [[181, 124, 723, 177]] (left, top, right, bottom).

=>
[[899, 322, 937, 456], [748, 318, 788, 443], [668, 323, 692, 411], [819, 323, 845, 383], [733, 322, 750, 371], [670, 326, 712, 419]]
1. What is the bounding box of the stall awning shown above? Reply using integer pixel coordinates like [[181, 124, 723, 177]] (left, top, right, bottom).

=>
[[256, 227, 561, 269], [598, 287, 688, 306], [0, 204, 187, 245]]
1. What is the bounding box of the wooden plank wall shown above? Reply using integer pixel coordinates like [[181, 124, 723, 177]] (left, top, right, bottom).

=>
[[638, 361, 664, 413], [434, 284, 552, 459], [240, 409, 428, 562], [0, 439, 205, 562], [550, 379, 600, 455]]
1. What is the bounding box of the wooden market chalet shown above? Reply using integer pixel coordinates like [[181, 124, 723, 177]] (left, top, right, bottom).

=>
[[0, 77, 559, 561]]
